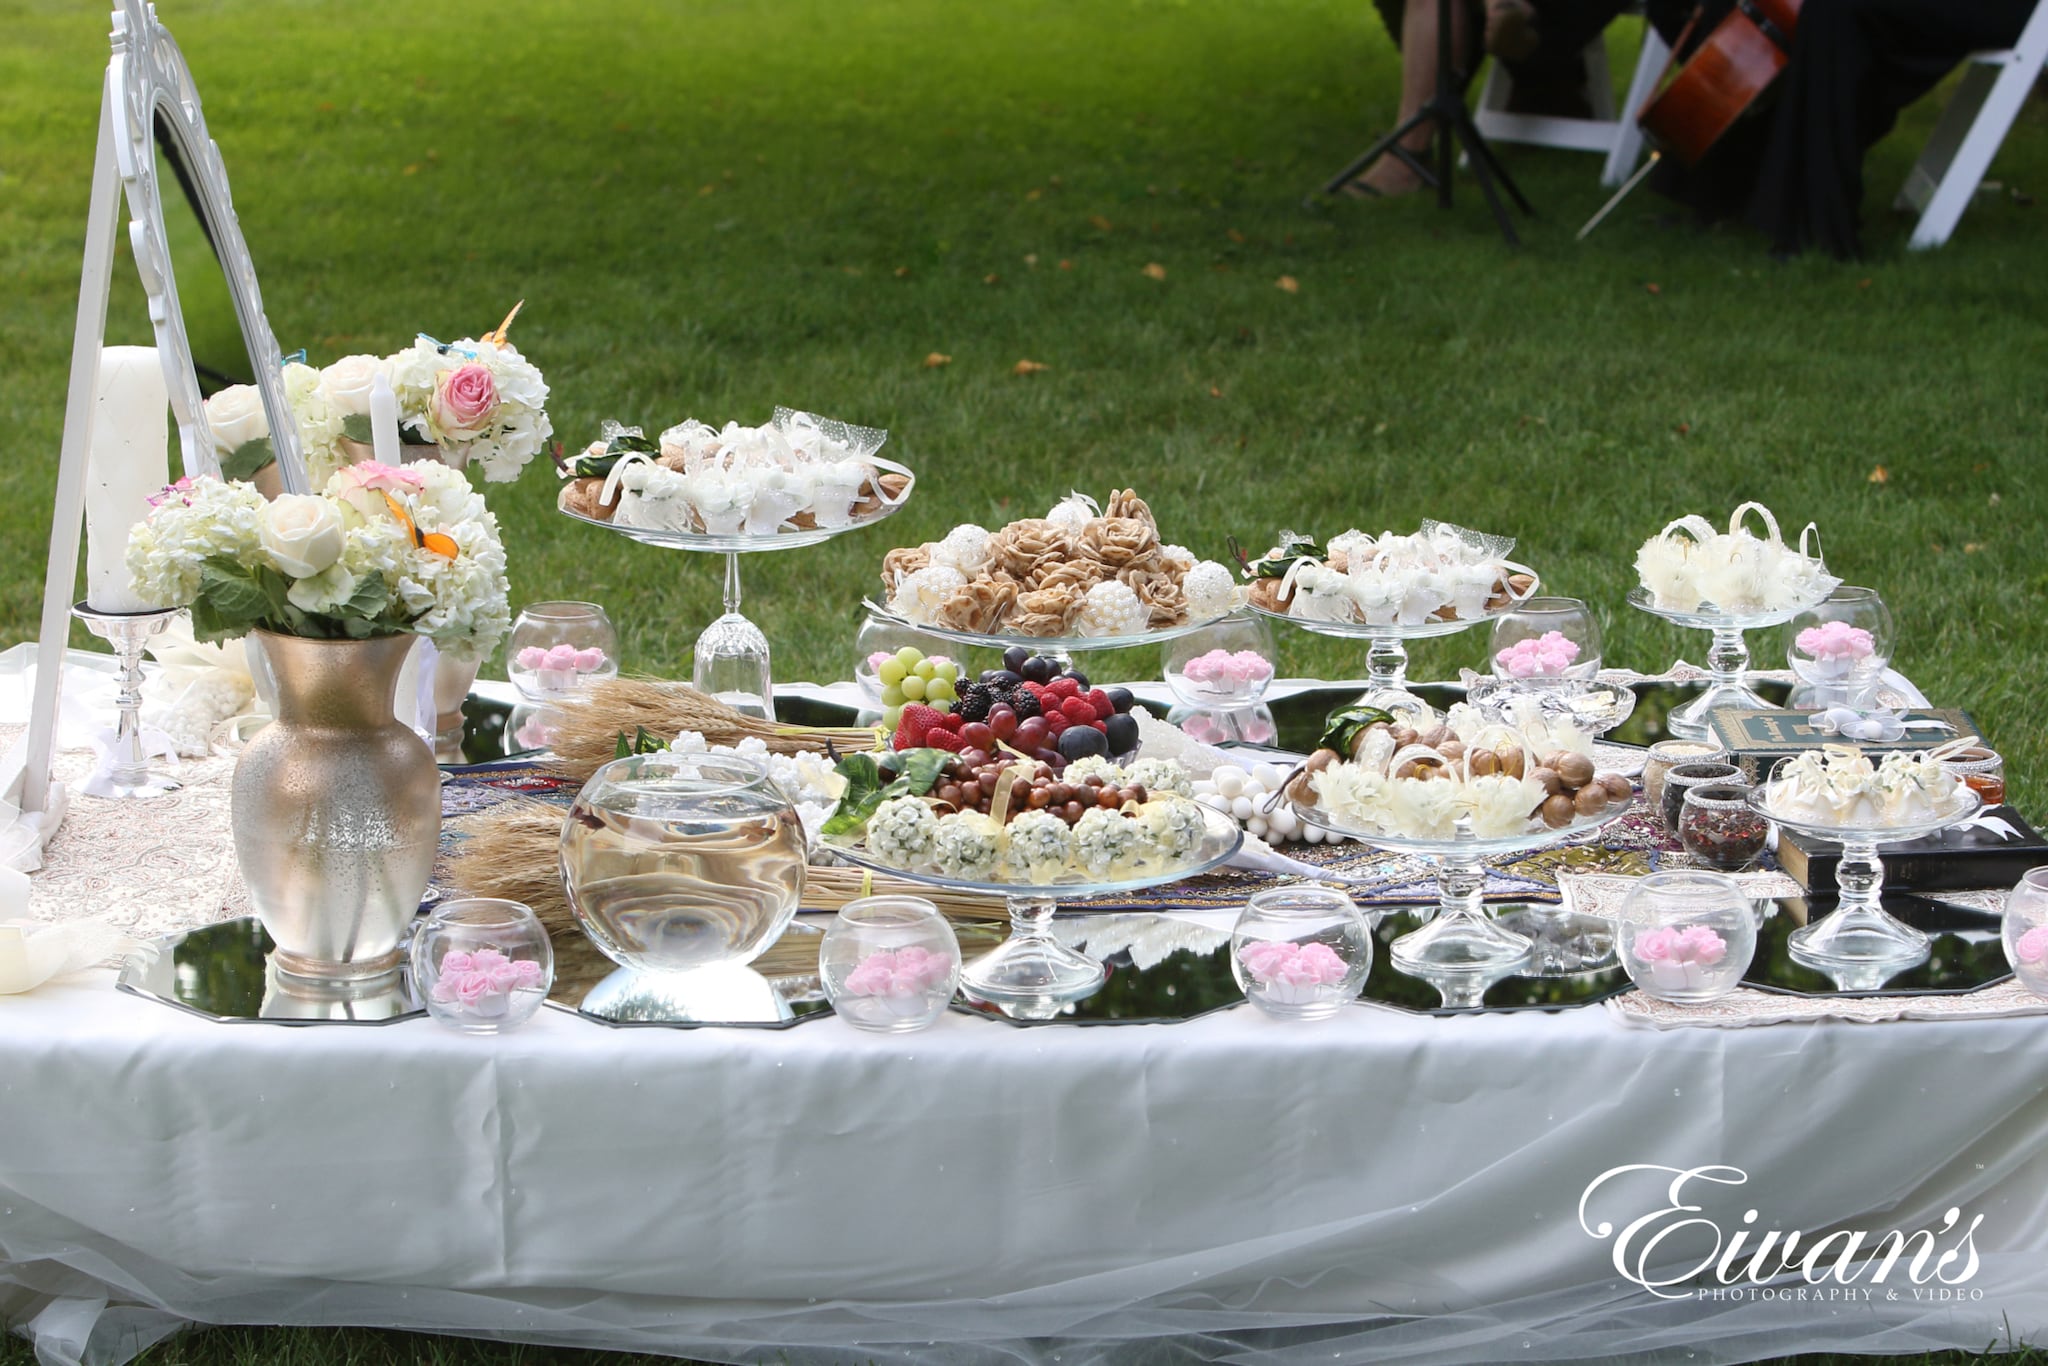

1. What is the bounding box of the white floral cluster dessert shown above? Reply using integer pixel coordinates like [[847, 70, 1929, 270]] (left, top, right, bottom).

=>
[[879, 489, 1241, 637], [1244, 523, 1537, 627], [665, 732, 849, 844], [1635, 501, 1839, 616], [1760, 742, 1976, 829], [857, 767, 1213, 885], [1294, 707, 1631, 840], [558, 410, 909, 535]]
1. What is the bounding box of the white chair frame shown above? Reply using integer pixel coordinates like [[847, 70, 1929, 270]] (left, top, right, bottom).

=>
[[1472, 18, 1670, 187], [1894, 0, 2048, 249]]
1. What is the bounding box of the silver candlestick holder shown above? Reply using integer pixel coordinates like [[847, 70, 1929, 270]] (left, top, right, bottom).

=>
[[71, 601, 182, 799]]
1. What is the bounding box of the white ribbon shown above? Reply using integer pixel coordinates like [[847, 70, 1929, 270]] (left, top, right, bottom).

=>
[[1956, 812, 2022, 842], [1810, 706, 1957, 743], [78, 726, 180, 799], [0, 917, 138, 994]]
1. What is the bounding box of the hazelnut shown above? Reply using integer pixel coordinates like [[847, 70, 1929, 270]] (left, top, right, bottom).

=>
[[1600, 773, 1633, 802], [1543, 750, 1573, 774], [1469, 749, 1499, 777], [1498, 747, 1526, 779], [1573, 784, 1609, 817], [1439, 740, 1467, 762], [1391, 726, 1419, 749], [1287, 773, 1316, 803], [1307, 749, 1338, 773], [1541, 793, 1576, 828], [1420, 725, 1454, 748], [1556, 753, 1596, 788]]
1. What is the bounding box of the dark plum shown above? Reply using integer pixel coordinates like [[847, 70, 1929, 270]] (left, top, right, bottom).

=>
[[1058, 726, 1109, 761], [1104, 713, 1139, 756]]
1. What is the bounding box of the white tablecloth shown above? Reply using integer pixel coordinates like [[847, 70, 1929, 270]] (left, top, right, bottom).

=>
[[4, 967, 2046, 1366]]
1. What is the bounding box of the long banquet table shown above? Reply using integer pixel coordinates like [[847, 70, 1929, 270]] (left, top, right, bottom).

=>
[[5, 666, 2047, 1365]]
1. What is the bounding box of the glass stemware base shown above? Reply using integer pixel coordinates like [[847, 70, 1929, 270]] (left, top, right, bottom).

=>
[[1249, 603, 1498, 720], [960, 895, 1107, 1013], [693, 553, 775, 720], [70, 602, 182, 798], [1627, 589, 1813, 740]]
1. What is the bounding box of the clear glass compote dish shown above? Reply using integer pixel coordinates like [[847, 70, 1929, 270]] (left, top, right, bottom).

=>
[[1747, 781, 1982, 980], [823, 803, 1242, 1019], [1489, 596, 1602, 680], [1292, 799, 1628, 1000], [1250, 602, 1506, 722], [1627, 587, 1819, 740], [860, 599, 1236, 655], [561, 467, 915, 722], [1784, 586, 1894, 710], [1462, 675, 1638, 740]]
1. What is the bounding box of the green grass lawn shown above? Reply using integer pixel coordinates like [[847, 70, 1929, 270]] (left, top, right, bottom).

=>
[[3, 2, 2047, 1361]]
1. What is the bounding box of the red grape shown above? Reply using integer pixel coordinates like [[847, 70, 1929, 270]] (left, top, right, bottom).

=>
[[961, 722, 995, 750], [988, 706, 1018, 741], [1013, 717, 1049, 752]]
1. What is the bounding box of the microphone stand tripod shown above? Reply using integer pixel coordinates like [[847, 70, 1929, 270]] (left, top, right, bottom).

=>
[[1319, 0, 1535, 245]]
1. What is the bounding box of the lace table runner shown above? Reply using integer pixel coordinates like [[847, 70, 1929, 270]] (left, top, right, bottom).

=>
[[1608, 978, 2048, 1028]]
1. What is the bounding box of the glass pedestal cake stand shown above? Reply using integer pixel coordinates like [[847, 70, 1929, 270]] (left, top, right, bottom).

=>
[[1293, 801, 1628, 1005], [1250, 604, 1506, 720], [825, 804, 1242, 1019], [561, 482, 913, 721], [1627, 588, 1815, 740], [859, 600, 1238, 658], [1749, 789, 1983, 988]]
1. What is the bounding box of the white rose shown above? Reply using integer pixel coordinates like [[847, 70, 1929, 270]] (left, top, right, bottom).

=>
[[260, 495, 345, 577], [204, 385, 269, 456], [320, 354, 388, 417], [285, 562, 360, 614]]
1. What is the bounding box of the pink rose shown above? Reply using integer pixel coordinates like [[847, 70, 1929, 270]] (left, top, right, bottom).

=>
[[571, 648, 607, 672], [509, 959, 545, 987], [2016, 926, 2048, 965], [542, 644, 580, 670], [1238, 940, 1293, 980], [431, 363, 499, 441], [1797, 621, 1874, 663], [335, 461, 426, 495], [1635, 928, 1676, 962], [1676, 925, 1728, 964], [440, 950, 475, 974], [454, 974, 494, 1007], [469, 948, 510, 972]]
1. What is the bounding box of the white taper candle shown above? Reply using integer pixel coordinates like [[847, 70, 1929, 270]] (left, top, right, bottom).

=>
[[369, 372, 401, 466], [83, 346, 171, 613]]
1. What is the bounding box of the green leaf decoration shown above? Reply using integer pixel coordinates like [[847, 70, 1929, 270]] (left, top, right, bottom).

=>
[[196, 556, 273, 629], [1318, 705, 1397, 758], [220, 437, 275, 482], [341, 413, 374, 444], [820, 747, 951, 839], [342, 570, 389, 619]]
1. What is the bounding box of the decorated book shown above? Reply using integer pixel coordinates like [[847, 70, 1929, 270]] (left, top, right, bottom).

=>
[[1776, 805, 2048, 894], [1707, 707, 1980, 783]]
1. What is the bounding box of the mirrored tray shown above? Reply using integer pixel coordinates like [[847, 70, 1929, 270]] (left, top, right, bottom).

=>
[[117, 918, 423, 1025], [859, 599, 1237, 653]]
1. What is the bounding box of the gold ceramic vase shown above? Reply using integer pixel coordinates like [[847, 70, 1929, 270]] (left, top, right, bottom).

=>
[[232, 631, 441, 981]]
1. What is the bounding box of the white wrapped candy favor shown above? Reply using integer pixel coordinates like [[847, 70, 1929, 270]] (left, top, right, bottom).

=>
[[1635, 502, 1840, 616]]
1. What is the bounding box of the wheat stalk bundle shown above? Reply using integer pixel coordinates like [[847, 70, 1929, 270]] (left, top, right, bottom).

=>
[[545, 678, 881, 784]]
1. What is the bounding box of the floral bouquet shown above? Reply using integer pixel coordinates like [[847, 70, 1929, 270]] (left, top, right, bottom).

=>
[[201, 305, 552, 486], [125, 462, 511, 662]]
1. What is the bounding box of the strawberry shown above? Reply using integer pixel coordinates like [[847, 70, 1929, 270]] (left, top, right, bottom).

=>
[[899, 703, 946, 739], [923, 729, 967, 753], [1085, 688, 1114, 720], [1060, 697, 1096, 725], [933, 712, 965, 733], [892, 726, 921, 752]]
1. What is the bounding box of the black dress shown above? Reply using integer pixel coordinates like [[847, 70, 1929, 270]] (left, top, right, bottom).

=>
[[1369, 0, 1632, 117], [1647, 0, 2035, 257]]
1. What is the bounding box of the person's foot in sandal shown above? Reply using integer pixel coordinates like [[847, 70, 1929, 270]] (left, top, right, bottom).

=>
[[1347, 131, 1435, 197]]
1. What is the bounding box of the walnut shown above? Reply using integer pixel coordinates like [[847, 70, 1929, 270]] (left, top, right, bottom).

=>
[[1103, 488, 1157, 532], [881, 544, 934, 595], [934, 575, 1019, 634], [1484, 572, 1538, 611], [1247, 578, 1292, 613], [560, 479, 618, 522], [1078, 516, 1159, 570], [1010, 584, 1085, 636]]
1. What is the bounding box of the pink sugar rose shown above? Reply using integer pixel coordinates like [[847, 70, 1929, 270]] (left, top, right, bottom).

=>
[[571, 648, 607, 671], [1796, 620, 1874, 663], [844, 947, 956, 997], [1635, 928, 1676, 962], [2016, 926, 2048, 965], [1495, 631, 1581, 678], [542, 643, 581, 670], [1677, 925, 1728, 964], [440, 950, 476, 974], [515, 647, 548, 670], [431, 363, 499, 441], [335, 461, 426, 494], [1239, 939, 1349, 987], [455, 974, 494, 1007]]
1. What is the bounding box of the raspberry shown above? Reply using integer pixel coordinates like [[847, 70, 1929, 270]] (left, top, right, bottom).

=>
[[1091, 720, 1108, 733], [1044, 710, 1070, 735], [1085, 688, 1114, 720], [1006, 689, 1042, 720], [1060, 697, 1096, 725], [897, 704, 946, 745], [923, 729, 966, 752], [1046, 678, 1082, 701]]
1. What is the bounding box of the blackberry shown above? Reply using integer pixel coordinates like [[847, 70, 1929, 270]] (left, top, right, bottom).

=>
[[1005, 687, 1042, 720], [954, 683, 996, 723]]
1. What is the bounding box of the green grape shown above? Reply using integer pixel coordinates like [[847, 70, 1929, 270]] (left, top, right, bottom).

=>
[[913, 659, 936, 680], [933, 661, 959, 684], [881, 683, 905, 707], [894, 646, 925, 669], [877, 658, 908, 687], [900, 675, 927, 701], [884, 704, 904, 730], [927, 678, 957, 704]]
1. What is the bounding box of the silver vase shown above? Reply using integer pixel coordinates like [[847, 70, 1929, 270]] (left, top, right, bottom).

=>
[[232, 632, 441, 981]]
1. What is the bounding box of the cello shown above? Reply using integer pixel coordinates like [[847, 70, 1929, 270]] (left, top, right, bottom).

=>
[[1578, 0, 1805, 237]]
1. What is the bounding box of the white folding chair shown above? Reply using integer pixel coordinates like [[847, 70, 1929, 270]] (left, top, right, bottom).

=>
[[1894, 0, 2048, 249], [1472, 18, 1671, 187]]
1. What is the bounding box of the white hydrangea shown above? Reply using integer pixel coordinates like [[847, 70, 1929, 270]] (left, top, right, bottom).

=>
[[1124, 757, 1193, 798], [1060, 756, 1125, 786], [668, 732, 845, 844], [1182, 560, 1240, 620], [1077, 580, 1147, 637], [889, 564, 968, 625], [1072, 806, 1139, 877], [932, 811, 1003, 880], [125, 476, 270, 607], [1003, 809, 1073, 884], [282, 361, 347, 485], [868, 796, 938, 866]]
